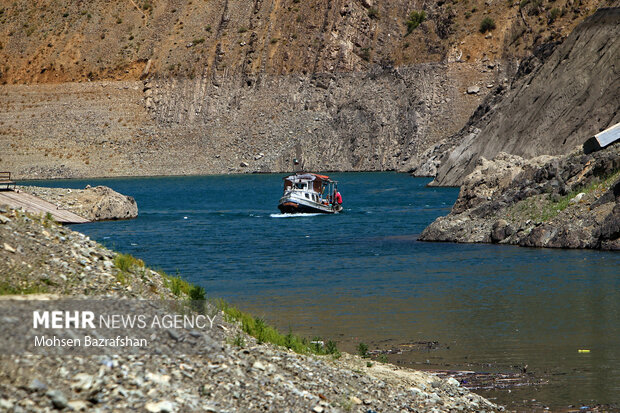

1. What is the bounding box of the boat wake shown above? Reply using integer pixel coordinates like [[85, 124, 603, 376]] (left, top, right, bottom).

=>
[[270, 213, 323, 218]]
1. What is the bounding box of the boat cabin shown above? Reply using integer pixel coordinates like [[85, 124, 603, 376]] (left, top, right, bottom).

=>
[[279, 173, 342, 214]]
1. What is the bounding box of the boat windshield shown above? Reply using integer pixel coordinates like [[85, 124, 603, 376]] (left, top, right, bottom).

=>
[[283, 174, 338, 202]]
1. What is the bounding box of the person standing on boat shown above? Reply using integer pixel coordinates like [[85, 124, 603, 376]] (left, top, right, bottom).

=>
[[335, 190, 342, 205]]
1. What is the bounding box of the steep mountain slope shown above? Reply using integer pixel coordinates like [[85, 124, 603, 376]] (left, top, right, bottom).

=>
[[0, 0, 604, 84], [0, 0, 612, 179], [432, 7, 620, 186]]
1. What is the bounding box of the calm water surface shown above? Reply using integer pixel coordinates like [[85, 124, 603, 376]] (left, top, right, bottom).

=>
[[27, 173, 620, 410]]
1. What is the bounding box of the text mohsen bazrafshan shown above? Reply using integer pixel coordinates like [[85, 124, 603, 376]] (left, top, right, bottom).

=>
[[34, 335, 147, 347]]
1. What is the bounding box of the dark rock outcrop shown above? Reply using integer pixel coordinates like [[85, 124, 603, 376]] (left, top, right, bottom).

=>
[[420, 144, 620, 250]]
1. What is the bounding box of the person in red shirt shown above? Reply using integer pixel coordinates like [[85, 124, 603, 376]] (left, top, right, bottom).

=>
[[335, 191, 342, 205]]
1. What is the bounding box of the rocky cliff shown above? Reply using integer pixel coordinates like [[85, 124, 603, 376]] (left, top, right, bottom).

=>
[[420, 143, 620, 249], [0, 0, 608, 179], [0, 64, 501, 179], [430, 7, 620, 186]]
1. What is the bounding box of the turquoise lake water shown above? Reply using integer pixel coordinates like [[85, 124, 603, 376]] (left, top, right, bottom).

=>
[[27, 173, 620, 410]]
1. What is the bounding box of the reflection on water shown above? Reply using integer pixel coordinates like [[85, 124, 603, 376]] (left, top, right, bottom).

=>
[[26, 173, 620, 410]]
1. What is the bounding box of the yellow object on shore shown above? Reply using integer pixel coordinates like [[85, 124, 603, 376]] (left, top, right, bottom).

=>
[[578, 349, 591, 353]]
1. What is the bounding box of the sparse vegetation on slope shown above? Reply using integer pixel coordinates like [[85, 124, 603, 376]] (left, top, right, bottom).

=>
[[0, 0, 605, 83]]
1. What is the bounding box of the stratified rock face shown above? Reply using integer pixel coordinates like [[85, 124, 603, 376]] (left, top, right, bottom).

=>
[[0, 0, 606, 180], [432, 8, 620, 186], [143, 64, 491, 173], [420, 144, 620, 250], [1, 63, 499, 179], [19, 186, 138, 221]]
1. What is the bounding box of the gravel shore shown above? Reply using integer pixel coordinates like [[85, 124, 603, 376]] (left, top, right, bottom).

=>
[[0, 204, 503, 412]]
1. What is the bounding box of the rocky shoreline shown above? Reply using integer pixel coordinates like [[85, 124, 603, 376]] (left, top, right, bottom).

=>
[[0, 204, 503, 412], [420, 144, 620, 250], [17, 185, 138, 222]]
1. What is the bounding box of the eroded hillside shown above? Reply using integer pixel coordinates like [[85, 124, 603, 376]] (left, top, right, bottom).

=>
[[0, 0, 607, 83], [0, 0, 612, 179], [431, 7, 620, 186]]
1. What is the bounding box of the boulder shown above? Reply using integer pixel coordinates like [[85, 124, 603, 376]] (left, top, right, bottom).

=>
[[490, 219, 513, 243], [81, 186, 138, 221], [18, 185, 138, 221], [466, 86, 480, 95]]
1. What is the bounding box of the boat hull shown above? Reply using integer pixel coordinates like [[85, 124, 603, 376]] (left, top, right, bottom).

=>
[[278, 199, 341, 214]]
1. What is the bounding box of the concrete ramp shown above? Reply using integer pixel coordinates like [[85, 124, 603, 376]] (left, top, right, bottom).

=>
[[0, 190, 89, 224]]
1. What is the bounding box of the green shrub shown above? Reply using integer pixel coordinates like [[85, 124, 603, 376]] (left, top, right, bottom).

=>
[[115, 271, 128, 285], [326, 340, 339, 356], [311, 337, 324, 353], [479, 17, 496, 33], [164, 273, 191, 297], [217, 300, 339, 356], [193, 38, 205, 44], [360, 47, 371, 61], [406, 10, 426, 35], [0, 281, 46, 295], [238, 27, 247, 33], [232, 333, 245, 347], [549, 7, 561, 22], [357, 342, 369, 358], [114, 253, 144, 272], [188, 284, 206, 301]]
